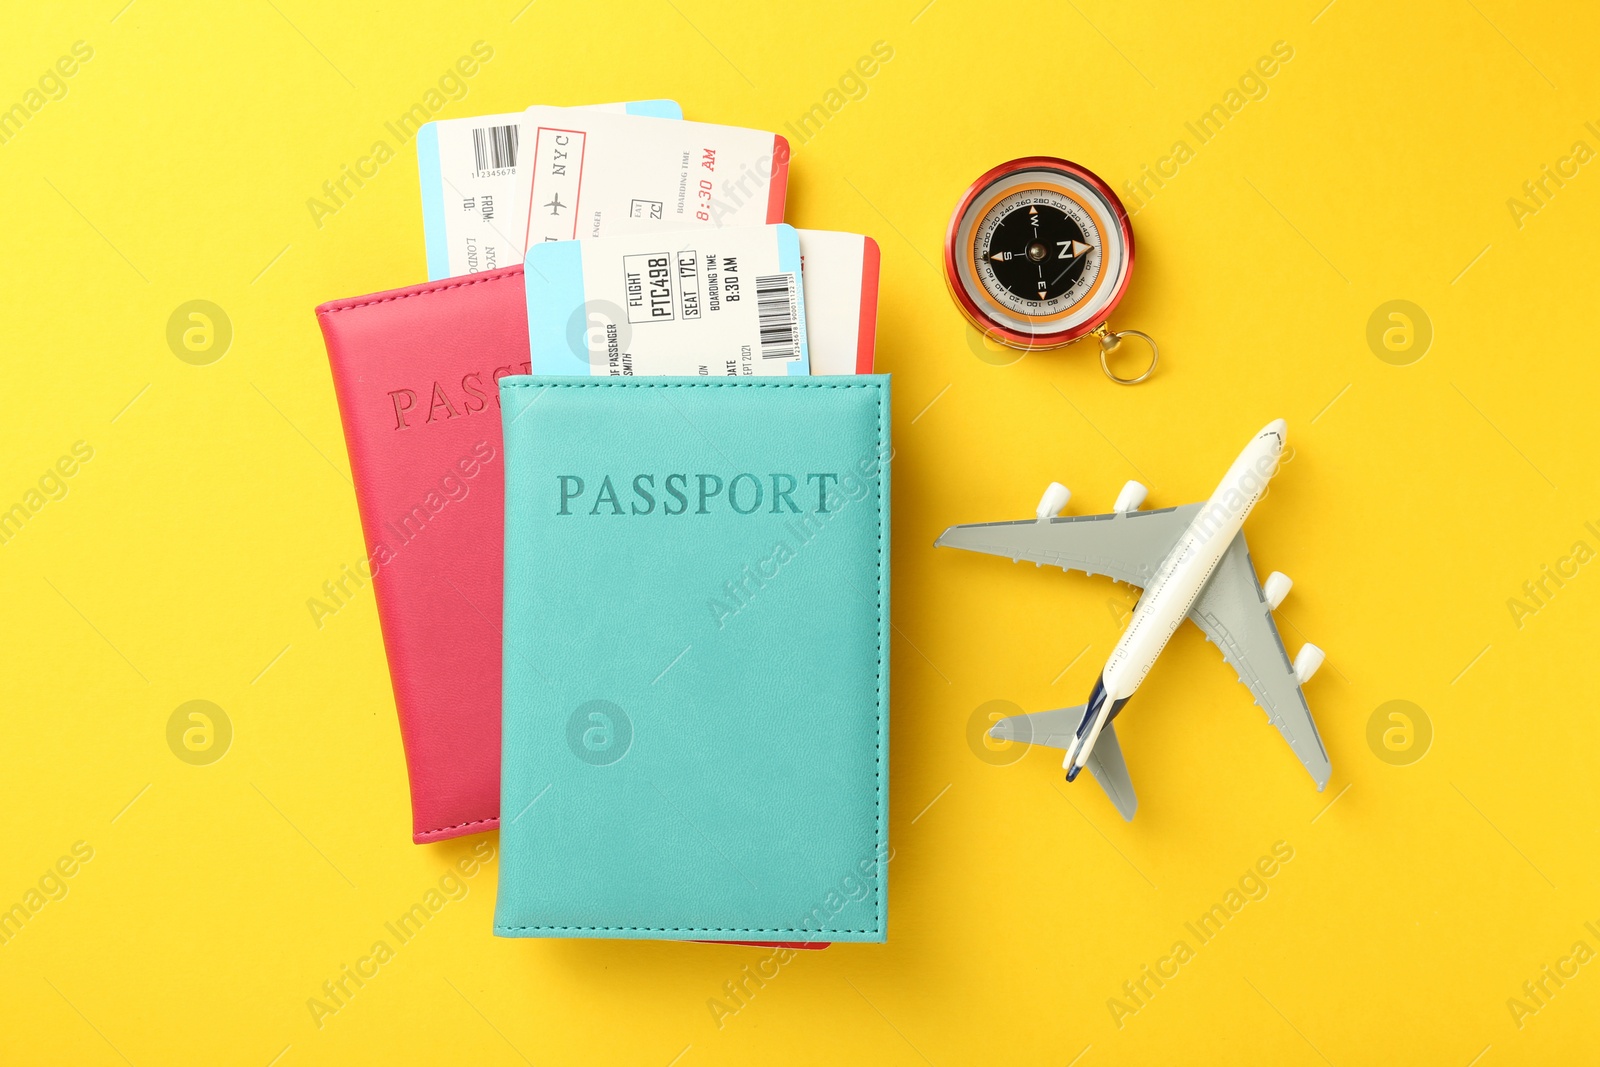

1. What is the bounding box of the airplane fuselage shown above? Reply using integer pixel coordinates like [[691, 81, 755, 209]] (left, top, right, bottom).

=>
[[1063, 420, 1287, 777]]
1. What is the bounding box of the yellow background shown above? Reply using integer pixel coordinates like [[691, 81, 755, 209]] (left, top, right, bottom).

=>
[[3, 0, 1598, 1062]]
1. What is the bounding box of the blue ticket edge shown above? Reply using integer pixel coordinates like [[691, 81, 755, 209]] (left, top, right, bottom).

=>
[[419, 100, 684, 281], [525, 223, 811, 377], [776, 223, 810, 376]]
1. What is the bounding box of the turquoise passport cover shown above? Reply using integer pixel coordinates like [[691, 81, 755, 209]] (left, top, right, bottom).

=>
[[495, 376, 890, 942]]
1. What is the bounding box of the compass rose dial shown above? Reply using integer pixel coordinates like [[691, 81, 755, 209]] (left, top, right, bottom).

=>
[[945, 158, 1135, 349]]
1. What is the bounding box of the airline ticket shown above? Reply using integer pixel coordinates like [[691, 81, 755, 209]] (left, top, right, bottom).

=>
[[418, 100, 681, 280], [520, 107, 788, 248], [524, 224, 808, 377]]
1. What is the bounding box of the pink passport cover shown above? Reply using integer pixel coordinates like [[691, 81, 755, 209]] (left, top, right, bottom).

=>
[[317, 267, 528, 844]]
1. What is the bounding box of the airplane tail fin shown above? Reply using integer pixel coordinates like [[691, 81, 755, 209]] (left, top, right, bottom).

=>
[[989, 708, 1138, 821]]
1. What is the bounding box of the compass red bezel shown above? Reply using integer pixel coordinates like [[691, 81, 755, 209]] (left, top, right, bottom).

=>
[[944, 156, 1136, 350]]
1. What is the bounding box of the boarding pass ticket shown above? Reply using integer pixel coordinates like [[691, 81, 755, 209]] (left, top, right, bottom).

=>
[[421, 105, 788, 281], [419, 100, 681, 280], [521, 106, 788, 247], [525, 224, 809, 377]]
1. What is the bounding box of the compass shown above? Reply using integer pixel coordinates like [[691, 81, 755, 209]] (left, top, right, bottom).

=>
[[945, 157, 1157, 384]]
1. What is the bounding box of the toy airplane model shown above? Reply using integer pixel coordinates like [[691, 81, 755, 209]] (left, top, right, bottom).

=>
[[936, 419, 1330, 820]]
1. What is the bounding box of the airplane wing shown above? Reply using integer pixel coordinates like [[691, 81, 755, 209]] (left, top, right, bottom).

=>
[[990, 707, 1138, 821], [1084, 723, 1137, 821], [935, 503, 1202, 588], [1187, 532, 1331, 788]]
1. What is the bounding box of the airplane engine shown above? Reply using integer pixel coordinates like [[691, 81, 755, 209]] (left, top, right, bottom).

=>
[[1114, 480, 1148, 512], [1264, 571, 1293, 610], [1035, 482, 1071, 520], [1293, 643, 1325, 684]]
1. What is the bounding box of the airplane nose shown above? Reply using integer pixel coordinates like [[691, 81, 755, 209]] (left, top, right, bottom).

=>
[[1263, 418, 1287, 450]]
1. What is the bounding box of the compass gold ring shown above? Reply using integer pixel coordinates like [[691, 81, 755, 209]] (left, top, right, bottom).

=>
[[1099, 329, 1158, 385]]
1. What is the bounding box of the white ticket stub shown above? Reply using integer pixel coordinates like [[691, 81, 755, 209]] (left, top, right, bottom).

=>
[[795, 230, 880, 375]]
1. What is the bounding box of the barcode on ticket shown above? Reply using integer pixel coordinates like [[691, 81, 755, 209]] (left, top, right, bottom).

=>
[[471, 124, 519, 172], [755, 273, 799, 361]]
